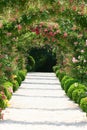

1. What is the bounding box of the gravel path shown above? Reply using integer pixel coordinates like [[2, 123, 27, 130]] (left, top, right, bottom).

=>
[[0, 72, 87, 130]]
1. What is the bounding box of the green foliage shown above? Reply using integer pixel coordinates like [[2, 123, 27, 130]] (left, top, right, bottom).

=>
[[64, 78, 78, 93], [72, 88, 85, 103], [29, 46, 56, 72], [0, 99, 8, 109], [18, 70, 26, 81], [3, 82, 13, 100], [67, 83, 87, 99], [78, 92, 87, 104], [61, 75, 70, 89], [0, 92, 8, 109], [56, 70, 66, 81], [53, 65, 60, 72], [26, 55, 35, 72], [1, 0, 87, 113], [80, 97, 87, 113], [56, 70, 60, 77], [15, 75, 22, 86], [12, 80, 19, 92], [58, 72, 66, 82]]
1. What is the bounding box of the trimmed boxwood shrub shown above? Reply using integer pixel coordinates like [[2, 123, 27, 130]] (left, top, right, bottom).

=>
[[58, 72, 66, 82], [0, 92, 8, 109], [67, 83, 87, 99], [3, 82, 13, 88], [3, 82, 13, 100], [78, 92, 87, 104], [18, 70, 26, 81], [53, 65, 60, 72], [56, 70, 60, 77], [12, 80, 19, 92], [0, 99, 8, 109], [64, 78, 78, 93], [72, 88, 85, 103], [61, 75, 70, 89], [15, 75, 22, 86], [80, 97, 87, 113]]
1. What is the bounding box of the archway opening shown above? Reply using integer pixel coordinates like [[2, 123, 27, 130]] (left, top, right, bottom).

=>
[[27, 45, 56, 72]]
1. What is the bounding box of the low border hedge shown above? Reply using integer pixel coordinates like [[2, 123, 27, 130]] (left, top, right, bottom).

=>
[[53, 67, 87, 116]]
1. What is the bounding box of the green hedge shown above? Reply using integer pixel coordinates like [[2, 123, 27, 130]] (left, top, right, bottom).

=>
[[80, 97, 87, 113], [78, 92, 87, 104], [15, 75, 22, 86], [53, 65, 60, 72], [0, 92, 8, 109], [72, 88, 85, 103], [3, 82, 13, 100], [64, 78, 78, 93], [12, 80, 19, 92], [18, 70, 27, 81], [67, 83, 87, 99], [61, 75, 70, 89]]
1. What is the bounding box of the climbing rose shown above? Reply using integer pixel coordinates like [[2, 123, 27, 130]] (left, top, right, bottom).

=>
[[1, 95, 6, 100], [72, 6, 77, 11], [17, 24, 22, 31], [72, 57, 78, 63], [49, 32, 54, 36], [80, 4, 85, 9], [63, 32, 68, 37], [35, 27, 40, 35], [8, 87, 13, 93], [44, 29, 48, 32], [56, 30, 61, 34]]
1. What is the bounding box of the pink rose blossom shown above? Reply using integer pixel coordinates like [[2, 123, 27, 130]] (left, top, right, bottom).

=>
[[44, 29, 48, 32], [56, 30, 61, 34], [72, 57, 78, 63], [1, 95, 6, 100], [8, 87, 13, 93], [72, 6, 77, 11], [49, 32, 54, 36], [63, 32, 68, 38], [17, 24, 22, 31]]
